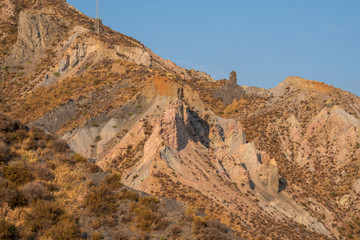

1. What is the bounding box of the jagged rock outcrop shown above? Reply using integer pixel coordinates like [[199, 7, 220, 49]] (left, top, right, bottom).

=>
[[212, 71, 245, 104], [229, 70, 237, 85], [8, 11, 65, 64]]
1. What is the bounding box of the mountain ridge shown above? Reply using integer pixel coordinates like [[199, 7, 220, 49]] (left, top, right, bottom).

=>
[[0, 1, 359, 239]]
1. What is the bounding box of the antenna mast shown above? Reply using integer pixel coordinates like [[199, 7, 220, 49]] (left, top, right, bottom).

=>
[[95, 0, 100, 33]]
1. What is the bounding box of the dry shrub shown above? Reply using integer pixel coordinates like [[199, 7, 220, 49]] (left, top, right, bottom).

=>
[[133, 206, 160, 232], [25, 139, 40, 150], [25, 200, 80, 239], [7, 190, 28, 208], [72, 153, 87, 163], [0, 176, 7, 187], [57, 155, 75, 165], [0, 187, 16, 207], [0, 218, 18, 239], [130, 196, 161, 232], [51, 139, 69, 153], [87, 163, 101, 173], [193, 216, 207, 234], [193, 217, 230, 239], [119, 189, 139, 201], [36, 140, 47, 149], [104, 172, 122, 190], [45, 215, 81, 240], [4, 129, 29, 144], [196, 227, 229, 240], [138, 196, 160, 211], [20, 182, 48, 202], [169, 225, 182, 238], [0, 113, 24, 132], [29, 127, 45, 141], [91, 232, 103, 240], [25, 201, 64, 234], [0, 142, 12, 163], [113, 231, 129, 240], [206, 219, 228, 233], [14, 129, 29, 141], [120, 215, 133, 223], [84, 184, 118, 217], [2, 165, 34, 187], [154, 218, 169, 230], [34, 165, 54, 181]]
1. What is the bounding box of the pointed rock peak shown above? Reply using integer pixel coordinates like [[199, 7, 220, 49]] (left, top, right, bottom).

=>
[[229, 70, 237, 85]]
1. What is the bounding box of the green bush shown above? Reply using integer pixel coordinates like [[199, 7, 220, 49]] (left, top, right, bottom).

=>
[[94, 136, 102, 142], [54, 72, 61, 77], [2, 165, 34, 187], [0, 219, 18, 239]]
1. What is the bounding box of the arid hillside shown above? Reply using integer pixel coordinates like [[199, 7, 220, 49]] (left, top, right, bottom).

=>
[[0, 114, 239, 240], [0, 0, 359, 239]]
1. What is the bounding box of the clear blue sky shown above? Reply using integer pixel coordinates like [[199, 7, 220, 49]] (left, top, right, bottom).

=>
[[67, 0, 360, 96]]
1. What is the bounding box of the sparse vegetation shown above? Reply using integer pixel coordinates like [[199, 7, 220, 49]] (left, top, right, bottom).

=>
[[94, 135, 102, 142]]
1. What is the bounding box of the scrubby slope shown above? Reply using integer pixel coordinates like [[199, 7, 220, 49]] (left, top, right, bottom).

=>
[[0, 113, 239, 240], [1, 1, 359, 239], [195, 76, 360, 239]]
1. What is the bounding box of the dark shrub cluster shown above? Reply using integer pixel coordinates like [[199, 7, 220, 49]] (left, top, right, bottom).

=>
[[51, 139, 70, 153], [0, 113, 24, 132], [0, 142, 12, 163], [193, 218, 230, 240], [0, 218, 18, 239], [2, 165, 34, 187], [7, 190, 28, 209], [34, 165, 55, 181], [25, 201, 80, 239]]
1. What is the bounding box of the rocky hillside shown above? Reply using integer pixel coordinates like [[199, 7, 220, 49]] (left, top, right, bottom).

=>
[[0, 0, 359, 239], [0, 113, 239, 240]]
